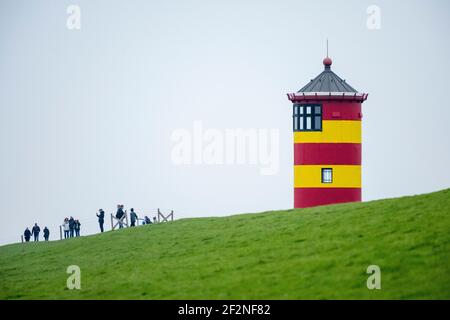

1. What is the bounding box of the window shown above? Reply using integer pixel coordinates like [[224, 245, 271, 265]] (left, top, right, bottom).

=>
[[322, 168, 333, 184], [293, 104, 322, 132]]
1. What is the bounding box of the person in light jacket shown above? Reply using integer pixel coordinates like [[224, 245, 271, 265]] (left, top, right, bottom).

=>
[[63, 218, 70, 239]]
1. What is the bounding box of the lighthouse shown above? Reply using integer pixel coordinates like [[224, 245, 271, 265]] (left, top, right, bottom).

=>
[[288, 56, 368, 208]]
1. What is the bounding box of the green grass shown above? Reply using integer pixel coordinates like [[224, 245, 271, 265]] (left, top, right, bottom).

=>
[[1, 189, 450, 300]]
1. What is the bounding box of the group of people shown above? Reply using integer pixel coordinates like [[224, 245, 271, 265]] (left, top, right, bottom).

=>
[[95, 205, 157, 232], [62, 217, 82, 238], [22, 205, 157, 243], [23, 224, 50, 242]]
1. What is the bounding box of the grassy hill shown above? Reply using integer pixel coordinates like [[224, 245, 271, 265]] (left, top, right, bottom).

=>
[[0, 189, 449, 300]]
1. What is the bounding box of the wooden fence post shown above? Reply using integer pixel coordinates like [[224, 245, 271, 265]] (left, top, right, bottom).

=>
[[59, 225, 63, 240], [157, 208, 174, 223], [21, 235, 24, 243], [111, 213, 129, 231]]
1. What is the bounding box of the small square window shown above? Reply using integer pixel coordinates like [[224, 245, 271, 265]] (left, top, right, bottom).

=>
[[322, 168, 333, 184]]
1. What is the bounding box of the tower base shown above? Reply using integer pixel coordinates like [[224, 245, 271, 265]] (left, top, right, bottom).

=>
[[294, 188, 361, 208]]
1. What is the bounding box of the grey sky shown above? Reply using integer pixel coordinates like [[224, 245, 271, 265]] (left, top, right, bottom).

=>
[[1, 0, 449, 245]]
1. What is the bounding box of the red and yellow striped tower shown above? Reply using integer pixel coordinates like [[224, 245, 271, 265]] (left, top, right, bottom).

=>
[[287, 56, 368, 208]]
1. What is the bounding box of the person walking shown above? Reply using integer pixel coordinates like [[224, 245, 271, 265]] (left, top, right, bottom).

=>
[[69, 216, 75, 238], [74, 220, 81, 237], [63, 218, 70, 239], [32, 223, 40, 242], [24, 228, 31, 242], [130, 208, 138, 227], [96, 209, 105, 233], [43, 227, 50, 241]]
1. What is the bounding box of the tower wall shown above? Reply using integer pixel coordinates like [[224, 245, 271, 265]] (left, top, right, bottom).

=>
[[293, 100, 362, 208]]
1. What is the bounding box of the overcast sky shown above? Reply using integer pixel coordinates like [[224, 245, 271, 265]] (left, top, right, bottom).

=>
[[0, 0, 449, 245]]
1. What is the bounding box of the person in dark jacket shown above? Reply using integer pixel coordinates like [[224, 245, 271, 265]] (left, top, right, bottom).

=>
[[116, 205, 125, 229], [69, 216, 75, 238], [43, 227, 50, 241], [96, 209, 105, 232], [32, 223, 40, 242], [74, 220, 81, 237], [130, 208, 138, 227], [24, 228, 31, 242], [144, 216, 152, 225]]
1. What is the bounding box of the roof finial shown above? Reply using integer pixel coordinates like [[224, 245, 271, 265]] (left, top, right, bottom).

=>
[[323, 38, 332, 69]]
